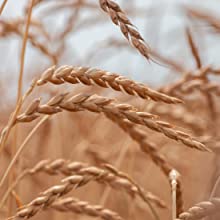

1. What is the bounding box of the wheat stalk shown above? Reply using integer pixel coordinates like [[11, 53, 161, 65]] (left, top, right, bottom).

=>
[[56, 0, 84, 40], [0, 0, 8, 15], [0, 116, 50, 196], [185, 27, 201, 69], [169, 170, 182, 219], [185, 24, 217, 123], [186, 7, 220, 33], [0, 78, 37, 155], [0, 19, 57, 63]]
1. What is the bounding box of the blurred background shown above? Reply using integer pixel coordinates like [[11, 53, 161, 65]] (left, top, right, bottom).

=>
[[1, 1, 220, 220], [1, 0, 220, 84]]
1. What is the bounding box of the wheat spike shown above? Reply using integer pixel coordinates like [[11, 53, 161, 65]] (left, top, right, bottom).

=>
[[178, 198, 220, 220], [36, 65, 183, 104], [10, 163, 165, 219], [106, 114, 184, 215], [0, 19, 57, 63], [15, 93, 209, 152], [50, 197, 123, 220], [99, 0, 151, 60], [29, 159, 166, 208], [186, 7, 220, 32], [180, 79, 220, 96]]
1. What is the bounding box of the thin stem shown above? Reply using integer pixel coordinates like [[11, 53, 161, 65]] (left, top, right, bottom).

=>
[[0, 79, 37, 155], [0, 170, 28, 209], [0, 0, 35, 157], [99, 143, 129, 206], [0, 0, 8, 15], [0, 116, 50, 190], [9, 1, 34, 212], [210, 175, 220, 199], [17, 0, 34, 103], [169, 169, 179, 220]]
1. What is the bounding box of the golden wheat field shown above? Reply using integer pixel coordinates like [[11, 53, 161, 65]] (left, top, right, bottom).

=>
[[1, 0, 220, 220]]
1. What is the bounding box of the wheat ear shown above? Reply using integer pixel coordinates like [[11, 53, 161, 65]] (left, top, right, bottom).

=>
[[10, 163, 164, 219], [15, 93, 209, 151], [99, 0, 151, 60], [149, 104, 206, 132], [186, 7, 220, 33], [180, 79, 220, 96], [178, 198, 220, 220], [29, 159, 166, 208], [36, 65, 183, 104], [0, 19, 57, 63], [50, 197, 123, 220], [105, 114, 184, 215]]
